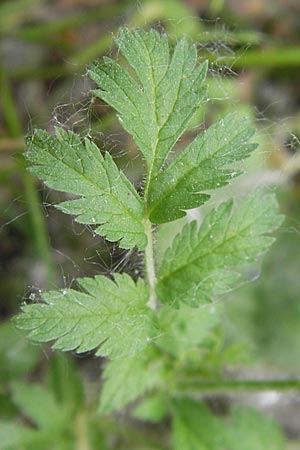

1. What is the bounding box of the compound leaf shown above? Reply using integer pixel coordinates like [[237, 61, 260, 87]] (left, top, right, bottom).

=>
[[26, 128, 146, 249], [14, 274, 152, 359], [157, 191, 284, 307], [148, 113, 257, 223], [88, 27, 207, 180]]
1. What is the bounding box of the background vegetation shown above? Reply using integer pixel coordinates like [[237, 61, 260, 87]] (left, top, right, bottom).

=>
[[0, 0, 300, 448]]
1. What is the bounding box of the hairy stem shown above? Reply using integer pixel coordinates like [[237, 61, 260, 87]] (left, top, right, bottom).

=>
[[144, 218, 158, 310]]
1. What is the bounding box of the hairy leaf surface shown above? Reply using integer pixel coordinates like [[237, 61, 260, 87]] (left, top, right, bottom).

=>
[[26, 128, 146, 249], [157, 192, 284, 307], [14, 274, 152, 359], [148, 113, 257, 223], [88, 27, 207, 180]]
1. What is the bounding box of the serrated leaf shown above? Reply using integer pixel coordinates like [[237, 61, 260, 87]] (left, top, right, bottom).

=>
[[26, 128, 146, 249], [14, 274, 153, 359], [148, 113, 257, 223], [88, 27, 207, 180], [157, 191, 284, 307], [99, 348, 165, 413]]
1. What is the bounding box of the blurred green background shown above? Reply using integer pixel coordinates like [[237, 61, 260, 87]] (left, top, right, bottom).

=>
[[0, 0, 300, 448]]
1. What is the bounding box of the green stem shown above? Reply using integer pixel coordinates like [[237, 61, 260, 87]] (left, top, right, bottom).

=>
[[144, 219, 158, 310], [176, 378, 300, 396], [205, 45, 300, 69], [75, 411, 90, 450]]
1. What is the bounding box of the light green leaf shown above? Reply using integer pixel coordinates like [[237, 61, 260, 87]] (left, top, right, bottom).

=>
[[0, 422, 42, 449], [0, 321, 39, 384], [156, 303, 220, 356], [223, 406, 285, 450], [14, 274, 153, 359], [99, 348, 165, 413], [26, 128, 146, 249], [133, 393, 169, 423], [11, 382, 70, 431], [48, 354, 84, 413], [157, 191, 284, 307], [148, 113, 257, 223], [172, 400, 223, 450], [172, 400, 285, 450], [88, 27, 207, 180]]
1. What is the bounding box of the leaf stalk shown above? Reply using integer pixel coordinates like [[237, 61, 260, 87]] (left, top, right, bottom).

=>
[[144, 218, 159, 310]]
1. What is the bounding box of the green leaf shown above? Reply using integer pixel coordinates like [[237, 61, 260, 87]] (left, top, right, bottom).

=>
[[0, 321, 39, 384], [157, 191, 284, 307], [0, 422, 42, 450], [14, 274, 153, 359], [11, 382, 70, 431], [99, 348, 166, 413], [148, 113, 257, 223], [172, 399, 223, 450], [48, 354, 84, 414], [88, 27, 207, 180], [26, 128, 146, 249], [133, 393, 170, 423], [223, 406, 285, 450], [172, 400, 285, 450], [156, 303, 220, 357]]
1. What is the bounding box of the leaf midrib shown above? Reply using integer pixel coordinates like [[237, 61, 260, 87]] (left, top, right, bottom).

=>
[[148, 124, 249, 216], [32, 143, 143, 227]]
